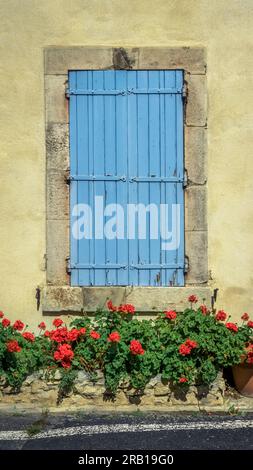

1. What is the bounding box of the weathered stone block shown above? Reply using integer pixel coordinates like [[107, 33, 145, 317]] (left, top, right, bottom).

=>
[[185, 231, 208, 285], [47, 169, 69, 220], [45, 47, 113, 74], [75, 384, 105, 399], [82, 287, 126, 311], [23, 372, 42, 386], [1, 386, 13, 395], [45, 75, 68, 123], [31, 380, 50, 394], [42, 286, 83, 313], [139, 394, 155, 406], [185, 186, 207, 231], [66, 395, 91, 407], [74, 371, 91, 386], [144, 375, 161, 390], [35, 389, 58, 406], [138, 47, 206, 74], [154, 381, 169, 396], [185, 127, 207, 185], [186, 74, 207, 126], [52, 370, 62, 381], [198, 393, 224, 410], [113, 390, 129, 406], [92, 370, 105, 386], [154, 396, 171, 405], [46, 123, 69, 171], [82, 286, 212, 312], [170, 385, 198, 406], [113, 48, 139, 69], [46, 220, 69, 286]]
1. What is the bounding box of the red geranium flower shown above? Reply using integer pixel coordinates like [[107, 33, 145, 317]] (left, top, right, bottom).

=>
[[108, 331, 121, 343], [226, 322, 238, 333], [185, 339, 198, 349], [179, 344, 192, 356], [215, 310, 227, 321], [165, 310, 177, 320], [118, 303, 136, 314], [61, 360, 72, 369], [247, 321, 253, 329], [188, 295, 198, 303], [13, 320, 24, 331], [44, 330, 51, 337], [2, 318, 10, 328], [54, 343, 74, 368], [53, 318, 63, 328], [6, 340, 21, 353], [107, 300, 117, 312], [200, 305, 209, 315], [241, 313, 249, 321], [90, 331, 100, 340], [0, 311, 4, 318], [38, 322, 46, 330], [67, 328, 80, 342], [129, 340, 145, 355], [50, 327, 68, 343], [22, 332, 35, 342], [78, 327, 86, 336], [179, 377, 188, 383]]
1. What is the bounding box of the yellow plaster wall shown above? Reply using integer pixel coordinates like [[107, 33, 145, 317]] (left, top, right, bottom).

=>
[[0, 0, 253, 327]]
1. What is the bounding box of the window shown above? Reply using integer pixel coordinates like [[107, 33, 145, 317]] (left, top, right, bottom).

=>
[[43, 47, 209, 314], [69, 70, 184, 286]]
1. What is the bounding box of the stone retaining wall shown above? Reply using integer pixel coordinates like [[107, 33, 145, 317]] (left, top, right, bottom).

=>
[[0, 371, 227, 413]]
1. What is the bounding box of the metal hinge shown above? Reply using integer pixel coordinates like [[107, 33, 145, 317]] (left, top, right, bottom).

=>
[[66, 256, 71, 274], [182, 82, 188, 100], [64, 168, 71, 185], [183, 168, 188, 188], [184, 255, 189, 274], [65, 82, 70, 99]]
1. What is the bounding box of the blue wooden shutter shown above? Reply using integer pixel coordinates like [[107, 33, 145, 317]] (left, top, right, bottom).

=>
[[69, 70, 184, 286]]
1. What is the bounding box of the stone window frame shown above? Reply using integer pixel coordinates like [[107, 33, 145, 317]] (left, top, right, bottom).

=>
[[43, 46, 210, 315]]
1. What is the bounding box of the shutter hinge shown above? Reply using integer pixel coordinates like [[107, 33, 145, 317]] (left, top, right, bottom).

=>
[[66, 256, 71, 274], [184, 255, 189, 274], [183, 168, 189, 188], [182, 82, 188, 100], [65, 82, 70, 99], [64, 168, 71, 185]]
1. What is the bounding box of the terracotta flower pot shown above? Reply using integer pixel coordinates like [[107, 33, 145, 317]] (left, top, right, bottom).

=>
[[232, 363, 253, 397]]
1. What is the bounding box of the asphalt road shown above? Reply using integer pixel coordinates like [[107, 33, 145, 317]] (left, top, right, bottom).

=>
[[0, 411, 252, 451]]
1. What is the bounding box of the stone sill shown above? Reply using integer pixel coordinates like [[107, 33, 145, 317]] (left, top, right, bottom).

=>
[[42, 286, 212, 315], [0, 371, 227, 413]]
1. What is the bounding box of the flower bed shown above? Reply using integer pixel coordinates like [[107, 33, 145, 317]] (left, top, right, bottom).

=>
[[0, 297, 252, 405]]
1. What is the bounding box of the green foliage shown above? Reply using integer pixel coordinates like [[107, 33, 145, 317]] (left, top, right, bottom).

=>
[[0, 302, 252, 395], [58, 368, 78, 397]]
